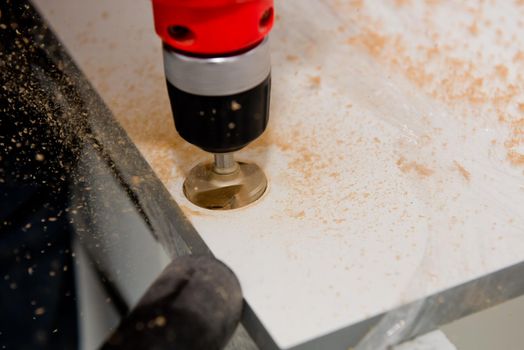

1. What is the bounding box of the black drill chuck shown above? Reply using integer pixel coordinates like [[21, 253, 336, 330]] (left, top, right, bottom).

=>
[[166, 75, 270, 153], [162, 39, 271, 153]]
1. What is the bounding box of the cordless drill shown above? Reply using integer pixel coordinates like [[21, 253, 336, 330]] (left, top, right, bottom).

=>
[[151, 0, 274, 209]]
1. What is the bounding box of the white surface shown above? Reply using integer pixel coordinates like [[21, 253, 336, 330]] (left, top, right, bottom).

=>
[[33, 1, 524, 348]]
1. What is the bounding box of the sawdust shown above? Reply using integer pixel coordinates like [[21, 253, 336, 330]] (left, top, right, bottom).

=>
[[514, 51, 524, 62], [251, 128, 294, 152], [396, 157, 434, 178], [507, 150, 524, 166], [108, 91, 198, 184], [495, 64, 509, 80], [344, 2, 524, 169], [505, 118, 524, 165], [251, 123, 356, 221], [180, 205, 205, 217], [289, 210, 305, 219], [288, 144, 323, 190], [468, 21, 479, 36], [395, 0, 411, 7], [454, 161, 471, 182], [349, 0, 364, 9], [347, 29, 388, 57], [87, 55, 205, 184], [309, 75, 321, 88]]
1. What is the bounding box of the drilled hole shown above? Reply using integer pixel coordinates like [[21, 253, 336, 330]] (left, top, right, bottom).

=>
[[259, 7, 274, 31], [168, 25, 194, 44]]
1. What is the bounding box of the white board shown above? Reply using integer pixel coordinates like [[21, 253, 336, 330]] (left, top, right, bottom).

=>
[[33, 1, 524, 348]]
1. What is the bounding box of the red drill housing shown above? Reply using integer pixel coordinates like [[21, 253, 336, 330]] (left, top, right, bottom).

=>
[[151, 0, 274, 55], [152, 0, 274, 153]]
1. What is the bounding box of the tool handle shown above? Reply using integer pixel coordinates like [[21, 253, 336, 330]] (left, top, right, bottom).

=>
[[101, 256, 243, 350]]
